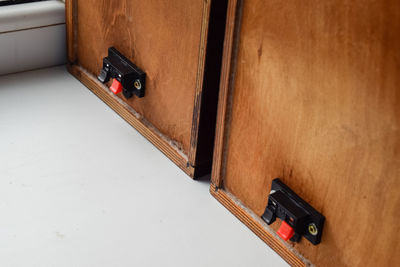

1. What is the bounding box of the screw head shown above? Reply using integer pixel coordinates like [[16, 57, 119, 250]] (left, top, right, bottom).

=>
[[308, 223, 318, 236], [134, 79, 142, 90]]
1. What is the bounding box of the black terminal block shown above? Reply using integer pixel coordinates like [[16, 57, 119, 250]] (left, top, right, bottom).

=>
[[262, 178, 325, 245], [98, 47, 146, 99]]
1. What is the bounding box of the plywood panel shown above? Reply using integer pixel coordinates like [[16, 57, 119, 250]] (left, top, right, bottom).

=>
[[76, 0, 204, 154], [217, 0, 400, 266]]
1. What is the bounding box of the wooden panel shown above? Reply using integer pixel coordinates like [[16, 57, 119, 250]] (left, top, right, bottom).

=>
[[213, 0, 400, 266], [66, 0, 227, 177], [76, 0, 204, 154]]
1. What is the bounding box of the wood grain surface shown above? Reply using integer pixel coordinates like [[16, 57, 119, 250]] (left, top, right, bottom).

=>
[[75, 0, 204, 155], [213, 0, 400, 266]]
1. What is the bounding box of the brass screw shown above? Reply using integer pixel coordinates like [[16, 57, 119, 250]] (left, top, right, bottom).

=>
[[134, 80, 142, 90], [308, 223, 318, 236]]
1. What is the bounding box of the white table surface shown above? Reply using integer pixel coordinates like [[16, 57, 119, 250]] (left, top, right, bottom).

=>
[[0, 66, 288, 267]]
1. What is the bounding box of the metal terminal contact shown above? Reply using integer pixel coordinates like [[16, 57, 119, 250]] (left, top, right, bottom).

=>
[[308, 223, 318, 236], [134, 79, 142, 90]]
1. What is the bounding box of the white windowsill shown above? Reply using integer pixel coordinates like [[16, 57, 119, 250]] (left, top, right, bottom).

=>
[[0, 0, 65, 33], [0, 0, 66, 75]]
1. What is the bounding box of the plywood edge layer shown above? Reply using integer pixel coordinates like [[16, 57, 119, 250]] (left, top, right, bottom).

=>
[[211, 0, 241, 187], [210, 183, 309, 267], [65, 0, 76, 63], [68, 64, 194, 177], [188, 0, 211, 164]]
